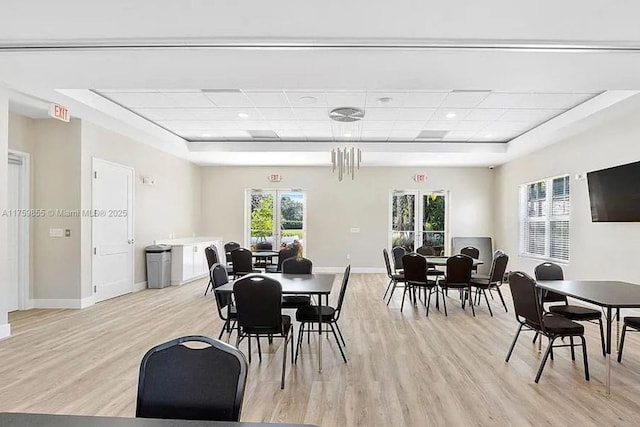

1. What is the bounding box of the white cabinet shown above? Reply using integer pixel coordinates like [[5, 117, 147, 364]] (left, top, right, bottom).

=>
[[154, 237, 223, 285]]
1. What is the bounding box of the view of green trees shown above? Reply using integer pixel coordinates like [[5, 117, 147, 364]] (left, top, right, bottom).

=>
[[250, 193, 304, 249], [392, 193, 445, 250]]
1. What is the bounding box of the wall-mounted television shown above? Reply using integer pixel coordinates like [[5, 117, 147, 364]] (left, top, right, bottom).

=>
[[587, 160, 640, 222]]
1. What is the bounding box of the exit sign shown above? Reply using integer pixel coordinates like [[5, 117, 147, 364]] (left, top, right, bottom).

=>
[[414, 173, 427, 183], [268, 173, 282, 182], [48, 104, 70, 122]]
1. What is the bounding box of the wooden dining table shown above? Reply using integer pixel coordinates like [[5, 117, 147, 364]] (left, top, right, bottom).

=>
[[216, 273, 336, 372]]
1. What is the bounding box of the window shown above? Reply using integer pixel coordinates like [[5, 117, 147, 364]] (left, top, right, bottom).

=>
[[520, 175, 570, 261], [390, 190, 448, 254]]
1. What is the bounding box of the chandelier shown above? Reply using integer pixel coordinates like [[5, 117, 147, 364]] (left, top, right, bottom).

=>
[[329, 107, 364, 181]]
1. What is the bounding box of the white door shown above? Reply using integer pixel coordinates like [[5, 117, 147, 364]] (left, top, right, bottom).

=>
[[247, 190, 306, 253], [92, 159, 134, 303], [6, 160, 21, 311]]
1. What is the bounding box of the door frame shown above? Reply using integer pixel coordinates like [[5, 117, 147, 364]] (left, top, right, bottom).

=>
[[91, 157, 135, 301], [8, 149, 31, 310], [244, 188, 307, 255]]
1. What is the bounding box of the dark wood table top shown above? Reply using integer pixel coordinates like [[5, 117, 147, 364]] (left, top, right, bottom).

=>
[[0, 413, 316, 427], [251, 251, 279, 257], [216, 273, 335, 295], [536, 280, 640, 308], [425, 256, 483, 267]]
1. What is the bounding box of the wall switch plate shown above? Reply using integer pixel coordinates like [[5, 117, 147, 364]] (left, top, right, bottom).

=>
[[350, 227, 360, 233], [65, 229, 71, 237]]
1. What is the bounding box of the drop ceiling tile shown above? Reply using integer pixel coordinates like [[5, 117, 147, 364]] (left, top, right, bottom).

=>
[[294, 108, 329, 120], [185, 130, 250, 139], [455, 121, 491, 131], [326, 92, 367, 109], [365, 92, 407, 108], [135, 108, 198, 121], [526, 93, 596, 109], [364, 108, 402, 121], [465, 109, 506, 121], [362, 121, 396, 130], [431, 109, 472, 121], [396, 108, 436, 121], [105, 92, 172, 108], [422, 121, 460, 131], [285, 91, 328, 108], [476, 93, 531, 109], [388, 129, 420, 140], [469, 131, 516, 142], [165, 92, 215, 108], [244, 91, 290, 107], [303, 129, 333, 139], [499, 109, 563, 122], [442, 131, 476, 141], [297, 121, 332, 131], [361, 130, 390, 140], [401, 92, 449, 108], [272, 129, 305, 140], [265, 121, 300, 130], [259, 108, 296, 120], [440, 91, 491, 108], [392, 120, 427, 130], [202, 90, 253, 107], [483, 121, 531, 131]]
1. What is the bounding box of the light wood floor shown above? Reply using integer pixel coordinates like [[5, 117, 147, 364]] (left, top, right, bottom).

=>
[[2, 274, 640, 426]]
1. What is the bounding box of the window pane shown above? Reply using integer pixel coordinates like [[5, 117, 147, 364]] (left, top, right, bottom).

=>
[[550, 220, 569, 260], [422, 194, 445, 232], [552, 176, 570, 216], [391, 231, 415, 252], [422, 231, 444, 255], [527, 222, 546, 255], [250, 193, 274, 250], [392, 194, 415, 231]]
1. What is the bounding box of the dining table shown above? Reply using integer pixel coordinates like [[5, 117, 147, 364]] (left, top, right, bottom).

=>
[[216, 272, 336, 372], [251, 251, 279, 268], [0, 413, 317, 427], [425, 256, 483, 267], [536, 279, 640, 396]]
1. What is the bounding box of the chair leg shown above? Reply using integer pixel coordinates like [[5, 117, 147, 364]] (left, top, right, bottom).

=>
[[291, 328, 295, 364], [489, 288, 495, 300], [618, 324, 628, 363], [335, 322, 346, 347], [218, 320, 229, 340], [580, 335, 590, 381], [426, 288, 432, 317], [496, 287, 508, 312], [248, 335, 252, 364], [535, 336, 557, 383], [204, 280, 213, 296], [598, 318, 606, 357], [441, 288, 448, 316], [257, 337, 262, 362], [549, 337, 554, 361], [295, 323, 304, 364], [281, 334, 289, 389], [505, 324, 523, 362], [383, 278, 393, 300], [330, 323, 347, 363], [400, 285, 409, 312], [532, 332, 538, 344], [386, 280, 399, 306], [482, 289, 493, 317], [570, 336, 575, 360], [468, 287, 476, 317]]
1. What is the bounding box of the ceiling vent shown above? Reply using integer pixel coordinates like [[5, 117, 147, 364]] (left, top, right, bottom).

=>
[[329, 107, 365, 122], [416, 130, 449, 140], [247, 130, 279, 139]]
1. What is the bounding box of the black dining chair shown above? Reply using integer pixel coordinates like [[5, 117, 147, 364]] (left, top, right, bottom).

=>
[[617, 317, 640, 362], [383, 248, 405, 305], [224, 241, 241, 273], [230, 248, 261, 279], [295, 265, 351, 364], [401, 253, 439, 316], [210, 264, 238, 341], [391, 246, 406, 273], [437, 254, 474, 316], [416, 245, 436, 256], [281, 257, 313, 308], [136, 335, 248, 421], [470, 252, 509, 315], [534, 262, 606, 356], [505, 272, 589, 383], [460, 246, 480, 273], [266, 246, 297, 273], [233, 275, 293, 389], [203, 245, 220, 296]]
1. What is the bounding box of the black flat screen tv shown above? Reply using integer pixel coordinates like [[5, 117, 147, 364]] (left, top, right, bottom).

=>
[[587, 160, 640, 222]]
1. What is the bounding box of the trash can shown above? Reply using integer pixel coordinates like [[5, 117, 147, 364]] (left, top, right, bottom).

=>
[[146, 244, 172, 288]]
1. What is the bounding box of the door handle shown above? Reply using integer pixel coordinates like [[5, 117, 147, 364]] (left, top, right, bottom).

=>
[[128, 239, 135, 244]]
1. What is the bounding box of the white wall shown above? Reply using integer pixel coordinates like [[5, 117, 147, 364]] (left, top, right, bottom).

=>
[[495, 107, 640, 283], [200, 166, 495, 271]]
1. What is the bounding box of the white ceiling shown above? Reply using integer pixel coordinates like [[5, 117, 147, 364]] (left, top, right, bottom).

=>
[[3, 1, 640, 166]]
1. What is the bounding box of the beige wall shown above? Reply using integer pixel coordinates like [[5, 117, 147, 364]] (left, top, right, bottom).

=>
[[494, 108, 640, 283], [200, 166, 495, 270], [0, 85, 9, 332], [80, 121, 201, 296]]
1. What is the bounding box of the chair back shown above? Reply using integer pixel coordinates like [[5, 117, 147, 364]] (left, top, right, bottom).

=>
[[508, 272, 543, 330], [489, 253, 509, 284], [444, 254, 473, 285], [210, 264, 232, 318], [136, 335, 248, 422], [276, 247, 297, 272], [391, 246, 406, 270], [282, 257, 313, 274], [205, 246, 219, 270], [402, 253, 428, 285], [334, 265, 351, 321], [224, 241, 241, 253], [460, 246, 479, 259], [416, 245, 436, 256], [534, 262, 567, 303], [233, 275, 283, 332], [382, 248, 394, 278], [230, 248, 253, 276], [493, 249, 505, 259]]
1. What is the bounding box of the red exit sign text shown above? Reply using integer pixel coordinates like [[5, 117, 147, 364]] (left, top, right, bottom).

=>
[[48, 104, 70, 122]]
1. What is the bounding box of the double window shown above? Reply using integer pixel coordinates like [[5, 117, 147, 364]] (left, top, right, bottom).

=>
[[520, 175, 570, 261]]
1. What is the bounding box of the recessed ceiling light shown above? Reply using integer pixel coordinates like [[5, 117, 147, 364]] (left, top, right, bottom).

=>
[[299, 96, 317, 104], [237, 112, 249, 119], [445, 112, 457, 119], [377, 97, 393, 104], [344, 133, 352, 137], [484, 133, 494, 138]]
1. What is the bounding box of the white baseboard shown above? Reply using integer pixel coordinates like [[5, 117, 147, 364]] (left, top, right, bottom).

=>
[[314, 267, 385, 274], [33, 299, 85, 309], [0, 323, 11, 340], [134, 281, 147, 292]]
